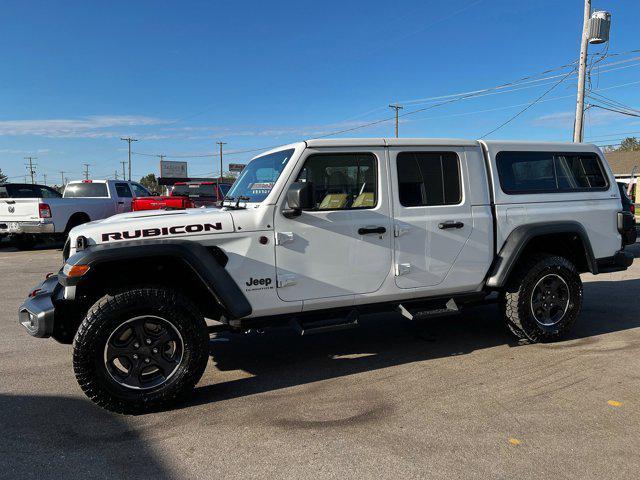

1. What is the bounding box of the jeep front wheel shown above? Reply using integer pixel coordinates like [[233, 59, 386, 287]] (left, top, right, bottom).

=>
[[73, 288, 210, 414], [501, 254, 583, 343]]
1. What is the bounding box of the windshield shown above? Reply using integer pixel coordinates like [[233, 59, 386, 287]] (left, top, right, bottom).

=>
[[226, 149, 295, 202]]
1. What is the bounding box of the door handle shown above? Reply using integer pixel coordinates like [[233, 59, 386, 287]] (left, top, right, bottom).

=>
[[117, 201, 125, 205], [438, 221, 464, 229], [358, 226, 386, 235]]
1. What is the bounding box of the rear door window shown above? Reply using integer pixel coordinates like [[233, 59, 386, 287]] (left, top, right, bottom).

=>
[[115, 183, 133, 197], [396, 152, 461, 207], [64, 182, 109, 198]]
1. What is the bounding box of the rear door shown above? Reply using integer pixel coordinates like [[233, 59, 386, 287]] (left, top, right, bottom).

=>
[[274, 147, 392, 303], [114, 183, 133, 213], [389, 148, 473, 289]]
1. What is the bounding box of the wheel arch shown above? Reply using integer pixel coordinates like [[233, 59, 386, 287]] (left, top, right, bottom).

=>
[[60, 240, 252, 322], [486, 222, 597, 288], [64, 211, 91, 234]]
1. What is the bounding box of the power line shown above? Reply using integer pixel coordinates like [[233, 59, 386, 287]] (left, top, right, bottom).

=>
[[587, 103, 640, 118], [480, 68, 576, 139], [587, 91, 640, 115]]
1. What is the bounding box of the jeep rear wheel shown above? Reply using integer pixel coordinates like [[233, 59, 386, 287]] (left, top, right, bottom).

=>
[[501, 254, 582, 343], [73, 288, 209, 414]]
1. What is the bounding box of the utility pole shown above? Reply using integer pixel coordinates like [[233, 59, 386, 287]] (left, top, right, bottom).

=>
[[24, 157, 37, 184], [43, 173, 47, 186], [573, 0, 592, 142], [389, 103, 403, 138], [120, 161, 127, 181], [216, 141, 227, 182], [59, 171, 66, 187], [83, 163, 90, 180], [120, 137, 138, 181], [115, 170, 119, 180]]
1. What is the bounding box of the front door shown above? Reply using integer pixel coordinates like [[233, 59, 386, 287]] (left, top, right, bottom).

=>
[[274, 148, 392, 302], [389, 148, 473, 289]]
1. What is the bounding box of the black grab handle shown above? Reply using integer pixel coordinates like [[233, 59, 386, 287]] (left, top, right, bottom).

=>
[[358, 226, 387, 235], [438, 221, 464, 229]]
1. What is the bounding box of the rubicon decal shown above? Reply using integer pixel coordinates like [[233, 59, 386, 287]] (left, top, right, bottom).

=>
[[102, 222, 222, 241]]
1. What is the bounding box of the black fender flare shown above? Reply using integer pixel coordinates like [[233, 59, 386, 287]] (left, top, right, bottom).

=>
[[486, 221, 597, 288], [59, 239, 252, 319]]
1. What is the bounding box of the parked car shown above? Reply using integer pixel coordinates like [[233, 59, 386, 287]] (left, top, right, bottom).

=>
[[617, 181, 636, 216], [131, 181, 231, 211], [0, 179, 149, 249], [19, 139, 636, 413]]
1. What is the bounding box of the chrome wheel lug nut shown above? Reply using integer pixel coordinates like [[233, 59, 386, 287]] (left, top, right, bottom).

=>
[[144, 358, 150, 363], [132, 354, 138, 360], [145, 339, 151, 345], [152, 347, 158, 354], [133, 342, 139, 348]]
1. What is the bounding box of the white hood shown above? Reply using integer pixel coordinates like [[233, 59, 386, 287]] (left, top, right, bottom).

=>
[[70, 208, 235, 246]]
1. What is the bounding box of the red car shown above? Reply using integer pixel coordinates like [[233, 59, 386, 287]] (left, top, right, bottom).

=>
[[131, 182, 231, 211]]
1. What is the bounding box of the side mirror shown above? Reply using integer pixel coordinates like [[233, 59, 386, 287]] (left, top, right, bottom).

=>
[[282, 182, 313, 219]]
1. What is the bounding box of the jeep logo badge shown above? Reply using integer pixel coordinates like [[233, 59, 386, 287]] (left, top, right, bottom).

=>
[[245, 277, 273, 291], [8, 206, 14, 213]]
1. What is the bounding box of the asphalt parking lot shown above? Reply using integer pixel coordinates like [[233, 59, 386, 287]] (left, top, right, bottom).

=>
[[1, 241, 639, 480]]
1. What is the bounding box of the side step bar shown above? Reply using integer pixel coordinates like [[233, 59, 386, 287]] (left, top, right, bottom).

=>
[[291, 310, 359, 336], [397, 298, 460, 320]]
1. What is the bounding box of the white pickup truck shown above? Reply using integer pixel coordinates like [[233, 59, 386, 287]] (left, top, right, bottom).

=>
[[18, 138, 637, 413], [0, 179, 150, 249]]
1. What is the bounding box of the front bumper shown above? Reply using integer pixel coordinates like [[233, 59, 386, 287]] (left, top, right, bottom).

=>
[[18, 274, 62, 338], [0, 221, 55, 235]]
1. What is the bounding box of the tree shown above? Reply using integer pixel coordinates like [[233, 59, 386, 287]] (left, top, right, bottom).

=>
[[139, 173, 160, 193], [618, 137, 640, 152], [0, 168, 7, 185]]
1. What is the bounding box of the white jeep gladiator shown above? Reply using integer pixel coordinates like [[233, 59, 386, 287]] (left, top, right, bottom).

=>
[[0, 179, 150, 249], [18, 138, 637, 413]]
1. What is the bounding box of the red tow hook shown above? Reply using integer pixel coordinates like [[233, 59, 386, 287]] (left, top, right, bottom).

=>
[[29, 289, 42, 298]]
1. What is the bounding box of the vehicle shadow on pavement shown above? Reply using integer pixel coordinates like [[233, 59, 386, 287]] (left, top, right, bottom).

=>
[[0, 240, 64, 252], [0, 394, 172, 480], [189, 276, 640, 408], [187, 306, 509, 406]]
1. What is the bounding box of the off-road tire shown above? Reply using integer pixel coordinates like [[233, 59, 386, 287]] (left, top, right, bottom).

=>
[[73, 288, 210, 414], [500, 254, 582, 343]]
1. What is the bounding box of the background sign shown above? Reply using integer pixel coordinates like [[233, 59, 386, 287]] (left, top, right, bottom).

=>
[[160, 160, 188, 178], [229, 163, 246, 173]]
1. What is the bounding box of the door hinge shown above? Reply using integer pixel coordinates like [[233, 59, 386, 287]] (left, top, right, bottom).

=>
[[395, 263, 411, 276], [275, 231, 294, 246], [277, 274, 298, 288], [394, 224, 410, 237]]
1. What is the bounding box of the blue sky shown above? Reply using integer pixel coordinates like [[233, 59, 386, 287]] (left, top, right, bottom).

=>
[[0, 0, 639, 184]]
